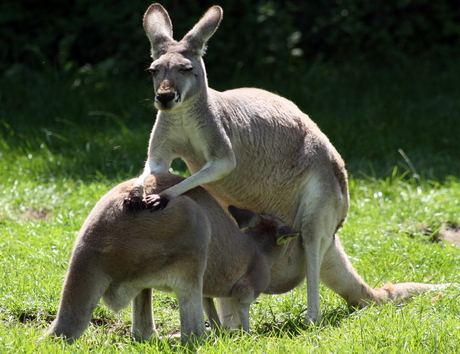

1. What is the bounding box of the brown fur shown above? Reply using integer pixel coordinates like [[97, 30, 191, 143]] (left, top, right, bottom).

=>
[[47, 174, 298, 344]]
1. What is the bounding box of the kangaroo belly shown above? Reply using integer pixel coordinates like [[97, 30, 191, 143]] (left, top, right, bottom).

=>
[[185, 158, 308, 225], [264, 241, 306, 294], [263, 273, 305, 294]]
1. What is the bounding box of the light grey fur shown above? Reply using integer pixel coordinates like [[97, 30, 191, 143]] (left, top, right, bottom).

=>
[[130, 3, 453, 324], [47, 174, 299, 344]]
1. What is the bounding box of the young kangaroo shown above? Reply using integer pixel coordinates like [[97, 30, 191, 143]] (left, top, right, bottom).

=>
[[47, 173, 298, 344], [125, 3, 454, 324]]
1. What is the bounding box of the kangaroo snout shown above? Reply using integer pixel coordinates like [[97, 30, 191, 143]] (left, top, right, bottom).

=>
[[156, 91, 176, 107], [155, 80, 180, 110]]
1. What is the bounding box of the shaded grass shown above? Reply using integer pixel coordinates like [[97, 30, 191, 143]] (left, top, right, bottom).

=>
[[0, 73, 152, 181], [1, 59, 459, 182]]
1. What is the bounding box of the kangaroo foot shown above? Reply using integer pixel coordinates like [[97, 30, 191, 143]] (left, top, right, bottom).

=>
[[124, 187, 147, 210]]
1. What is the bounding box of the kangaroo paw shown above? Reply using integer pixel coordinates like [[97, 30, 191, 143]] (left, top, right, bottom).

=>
[[145, 194, 169, 212], [124, 187, 147, 210]]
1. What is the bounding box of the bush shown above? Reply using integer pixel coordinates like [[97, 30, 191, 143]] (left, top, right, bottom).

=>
[[1, 0, 460, 80]]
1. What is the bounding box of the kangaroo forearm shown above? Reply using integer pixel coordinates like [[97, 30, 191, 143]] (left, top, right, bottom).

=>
[[160, 158, 235, 198]]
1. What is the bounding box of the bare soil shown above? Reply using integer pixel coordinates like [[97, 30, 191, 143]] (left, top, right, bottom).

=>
[[437, 223, 460, 248]]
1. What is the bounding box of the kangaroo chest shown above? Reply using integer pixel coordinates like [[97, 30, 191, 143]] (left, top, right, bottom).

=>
[[168, 118, 208, 168]]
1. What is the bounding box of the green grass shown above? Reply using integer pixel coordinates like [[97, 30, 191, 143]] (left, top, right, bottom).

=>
[[1, 60, 459, 352]]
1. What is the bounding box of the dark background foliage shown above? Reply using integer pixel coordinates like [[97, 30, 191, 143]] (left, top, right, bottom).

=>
[[2, 0, 460, 80]]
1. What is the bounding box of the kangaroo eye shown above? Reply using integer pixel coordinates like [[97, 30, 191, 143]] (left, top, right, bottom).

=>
[[147, 68, 158, 76], [179, 67, 193, 73]]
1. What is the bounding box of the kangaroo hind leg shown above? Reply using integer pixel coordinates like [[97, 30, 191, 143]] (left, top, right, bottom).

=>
[[296, 183, 345, 324], [132, 288, 157, 341]]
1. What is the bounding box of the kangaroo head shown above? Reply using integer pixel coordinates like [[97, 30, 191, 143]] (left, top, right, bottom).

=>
[[228, 206, 299, 250], [143, 3, 223, 111]]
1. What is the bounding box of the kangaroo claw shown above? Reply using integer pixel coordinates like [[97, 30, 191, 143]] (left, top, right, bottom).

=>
[[146, 194, 170, 212]]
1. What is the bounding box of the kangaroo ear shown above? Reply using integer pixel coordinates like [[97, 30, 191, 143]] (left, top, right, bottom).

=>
[[228, 205, 261, 229], [276, 225, 299, 245], [181, 5, 223, 56], [143, 3, 174, 59]]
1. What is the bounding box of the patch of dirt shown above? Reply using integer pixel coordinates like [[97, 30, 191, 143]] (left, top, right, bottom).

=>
[[21, 208, 52, 221], [436, 223, 460, 248]]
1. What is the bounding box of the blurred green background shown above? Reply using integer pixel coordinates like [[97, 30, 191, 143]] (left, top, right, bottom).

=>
[[3, 0, 460, 76]]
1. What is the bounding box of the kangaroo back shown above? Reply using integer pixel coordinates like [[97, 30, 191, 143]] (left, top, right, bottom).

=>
[[48, 174, 213, 343]]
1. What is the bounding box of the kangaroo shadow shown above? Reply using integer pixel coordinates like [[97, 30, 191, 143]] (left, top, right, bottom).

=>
[[254, 305, 355, 338]]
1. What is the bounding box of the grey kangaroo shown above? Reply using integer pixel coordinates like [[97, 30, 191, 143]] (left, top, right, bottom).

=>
[[47, 174, 299, 344], [126, 3, 453, 323]]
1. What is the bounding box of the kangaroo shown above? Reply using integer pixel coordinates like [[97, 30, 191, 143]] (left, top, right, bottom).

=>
[[47, 173, 299, 344], [124, 3, 454, 324]]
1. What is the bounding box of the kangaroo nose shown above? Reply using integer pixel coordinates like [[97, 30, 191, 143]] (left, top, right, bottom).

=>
[[156, 92, 176, 106]]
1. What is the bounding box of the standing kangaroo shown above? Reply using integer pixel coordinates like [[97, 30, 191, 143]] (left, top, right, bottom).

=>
[[126, 3, 452, 323], [48, 174, 299, 344]]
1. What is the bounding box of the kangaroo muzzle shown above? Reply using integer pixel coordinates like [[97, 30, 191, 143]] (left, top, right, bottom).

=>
[[156, 91, 176, 106], [155, 80, 181, 110]]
